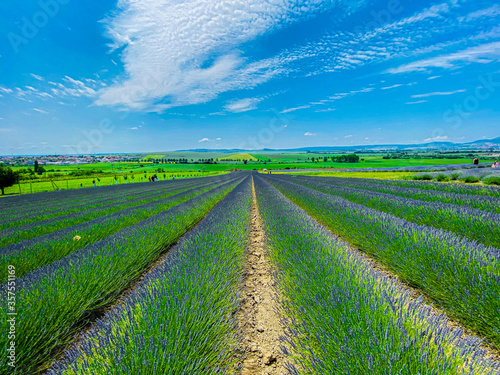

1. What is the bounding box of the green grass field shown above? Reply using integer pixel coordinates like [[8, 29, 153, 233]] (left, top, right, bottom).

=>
[[3, 154, 486, 196], [217, 153, 258, 161], [3, 171, 226, 195]]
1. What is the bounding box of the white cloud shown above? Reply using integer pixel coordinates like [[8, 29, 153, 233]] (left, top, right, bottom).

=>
[[406, 100, 427, 104], [129, 127, 139, 130], [280, 105, 310, 114], [224, 98, 261, 113], [94, 0, 363, 111], [464, 5, 500, 22], [387, 42, 500, 74], [198, 137, 220, 143], [304, 132, 317, 136], [411, 89, 465, 98], [30, 74, 44, 81], [381, 84, 403, 90], [312, 87, 374, 108], [344, 134, 353, 138], [424, 136, 448, 142], [0, 87, 13, 94], [32, 108, 49, 114], [314, 108, 336, 113]]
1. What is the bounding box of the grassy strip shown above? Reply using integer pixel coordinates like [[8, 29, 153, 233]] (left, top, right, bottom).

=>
[[0, 179, 224, 247], [48, 177, 252, 374], [288, 175, 500, 214], [254, 176, 498, 374], [3, 171, 227, 196], [283, 176, 500, 248], [262, 175, 500, 350], [0, 181, 228, 282], [0, 178, 242, 374]]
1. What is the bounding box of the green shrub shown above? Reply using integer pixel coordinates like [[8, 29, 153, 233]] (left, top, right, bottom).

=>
[[413, 174, 433, 181], [461, 176, 480, 183], [435, 174, 450, 182], [450, 173, 460, 180], [483, 177, 500, 186]]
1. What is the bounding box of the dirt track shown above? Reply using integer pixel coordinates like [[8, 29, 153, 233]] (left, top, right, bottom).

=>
[[237, 178, 286, 375]]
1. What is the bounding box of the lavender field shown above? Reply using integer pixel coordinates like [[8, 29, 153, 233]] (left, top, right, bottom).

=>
[[1, 172, 499, 374]]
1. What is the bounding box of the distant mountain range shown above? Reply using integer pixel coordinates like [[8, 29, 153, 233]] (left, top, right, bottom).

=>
[[177, 136, 500, 153]]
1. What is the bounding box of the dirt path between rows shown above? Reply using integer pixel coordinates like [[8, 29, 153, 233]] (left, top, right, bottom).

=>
[[236, 178, 286, 375]]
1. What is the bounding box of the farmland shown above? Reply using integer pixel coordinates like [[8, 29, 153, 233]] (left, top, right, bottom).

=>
[[1, 171, 500, 374], [4, 151, 496, 196]]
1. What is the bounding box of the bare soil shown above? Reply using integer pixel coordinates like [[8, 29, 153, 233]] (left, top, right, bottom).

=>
[[236, 178, 286, 375]]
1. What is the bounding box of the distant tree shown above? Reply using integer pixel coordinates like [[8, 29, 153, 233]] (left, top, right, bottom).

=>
[[0, 166, 20, 195], [34, 160, 39, 173], [243, 160, 248, 164], [311, 157, 315, 162], [332, 154, 360, 163]]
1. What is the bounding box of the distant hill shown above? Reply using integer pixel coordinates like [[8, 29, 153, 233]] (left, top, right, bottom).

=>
[[217, 153, 258, 161], [176, 136, 500, 153]]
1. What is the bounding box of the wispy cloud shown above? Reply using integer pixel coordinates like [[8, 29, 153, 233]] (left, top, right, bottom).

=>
[[411, 89, 465, 98], [381, 84, 403, 90], [280, 105, 310, 114], [198, 137, 221, 143], [224, 98, 261, 113], [94, 0, 359, 111], [387, 42, 500, 74], [32, 108, 49, 114], [304, 132, 317, 136], [314, 108, 336, 113], [406, 100, 428, 104], [30, 74, 44, 81], [424, 135, 448, 142]]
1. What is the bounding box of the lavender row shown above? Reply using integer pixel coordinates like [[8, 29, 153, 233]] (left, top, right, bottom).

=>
[[0, 176, 225, 243], [288, 174, 500, 214], [276, 175, 500, 249], [0, 176, 244, 374], [331, 175, 500, 198], [0, 179, 234, 282], [0, 174, 233, 221], [48, 177, 252, 374], [0, 178, 195, 228], [254, 176, 498, 374], [262, 175, 500, 350]]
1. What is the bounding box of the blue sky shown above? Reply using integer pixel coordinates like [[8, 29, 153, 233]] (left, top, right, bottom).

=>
[[1, 0, 500, 155]]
